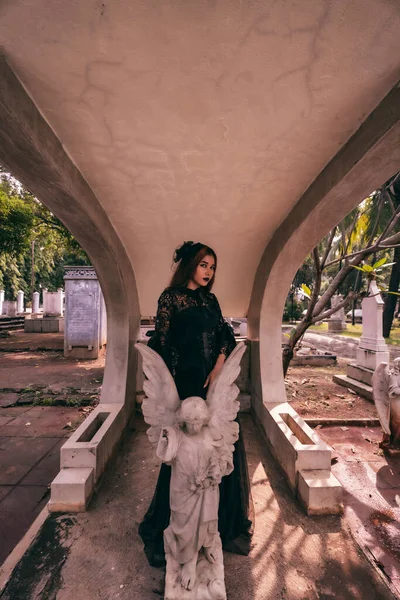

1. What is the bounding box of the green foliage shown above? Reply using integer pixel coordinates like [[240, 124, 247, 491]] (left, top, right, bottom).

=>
[[0, 189, 34, 255], [0, 170, 90, 300]]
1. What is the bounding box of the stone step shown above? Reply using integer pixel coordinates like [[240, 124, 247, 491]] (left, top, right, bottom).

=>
[[298, 469, 343, 516], [0, 322, 25, 331], [333, 374, 373, 402], [346, 363, 374, 386], [0, 316, 25, 324]]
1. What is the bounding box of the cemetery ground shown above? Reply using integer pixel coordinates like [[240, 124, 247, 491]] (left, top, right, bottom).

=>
[[0, 331, 399, 598], [0, 331, 103, 565]]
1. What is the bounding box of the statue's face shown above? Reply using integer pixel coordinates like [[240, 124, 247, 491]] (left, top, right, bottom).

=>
[[185, 415, 206, 435], [181, 397, 209, 434]]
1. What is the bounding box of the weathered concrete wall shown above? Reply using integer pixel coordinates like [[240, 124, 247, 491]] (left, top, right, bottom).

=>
[[0, 58, 140, 412], [0, 1, 399, 315]]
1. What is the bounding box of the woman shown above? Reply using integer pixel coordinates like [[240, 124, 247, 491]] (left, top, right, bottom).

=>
[[138, 241, 253, 567]]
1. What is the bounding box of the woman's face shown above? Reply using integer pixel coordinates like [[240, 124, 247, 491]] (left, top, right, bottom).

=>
[[190, 254, 216, 289]]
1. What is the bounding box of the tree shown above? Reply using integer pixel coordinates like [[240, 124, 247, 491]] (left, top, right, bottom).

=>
[[283, 172, 400, 376], [0, 169, 90, 301]]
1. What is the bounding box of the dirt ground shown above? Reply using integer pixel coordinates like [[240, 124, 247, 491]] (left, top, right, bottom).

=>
[[286, 358, 379, 421]]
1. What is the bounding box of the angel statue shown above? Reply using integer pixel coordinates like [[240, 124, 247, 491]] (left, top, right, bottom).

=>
[[372, 358, 400, 453], [135, 341, 246, 600]]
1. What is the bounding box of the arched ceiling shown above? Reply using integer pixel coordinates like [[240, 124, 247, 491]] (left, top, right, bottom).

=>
[[0, 0, 399, 315]]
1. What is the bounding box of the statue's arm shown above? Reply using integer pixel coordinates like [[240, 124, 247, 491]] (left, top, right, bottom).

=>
[[156, 426, 179, 464]]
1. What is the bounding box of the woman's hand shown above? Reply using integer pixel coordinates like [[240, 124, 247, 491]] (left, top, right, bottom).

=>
[[204, 354, 226, 388]]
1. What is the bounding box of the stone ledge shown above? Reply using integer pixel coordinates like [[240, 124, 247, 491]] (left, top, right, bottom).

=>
[[251, 398, 342, 514], [49, 467, 94, 512], [60, 403, 127, 478], [333, 374, 373, 402], [49, 402, 133, 511], [298, 469, 343, 516]]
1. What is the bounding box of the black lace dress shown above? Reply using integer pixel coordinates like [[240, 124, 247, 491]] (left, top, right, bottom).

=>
[[138, 286, 254, 567]]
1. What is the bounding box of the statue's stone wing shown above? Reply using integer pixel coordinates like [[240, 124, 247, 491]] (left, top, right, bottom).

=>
[[372, 362, 391, 435], [206, 342, 246, 452], [135, 343, 181, 446]]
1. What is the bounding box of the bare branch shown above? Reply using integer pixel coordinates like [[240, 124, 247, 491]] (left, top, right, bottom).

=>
[[321, 226, 337, 269]]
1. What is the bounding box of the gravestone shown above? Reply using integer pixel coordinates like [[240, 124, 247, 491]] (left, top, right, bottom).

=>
[[64, 266, 107, 359], [17, 290, 24, 314], [32, 291, 40, 314], [0, 290, 4, 315], [2, 300, 17, 316], [43, 288, 64, 316], [333, 281, 389, 400], [328, 294, 347, 332]]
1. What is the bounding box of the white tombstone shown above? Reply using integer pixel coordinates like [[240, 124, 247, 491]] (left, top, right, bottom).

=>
[[0, 290, 4, 315], [64, 266, 107, 359], [3, 300, 17, 316], [356, 281, 389, 370], [17, 290, 24, 314], [328, 294, 347, 332], [32, 291, 40, 314], [43, 289, 63, 316]]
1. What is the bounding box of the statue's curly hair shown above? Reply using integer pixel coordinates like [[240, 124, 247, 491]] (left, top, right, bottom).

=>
[[176, 396, 210, 428]]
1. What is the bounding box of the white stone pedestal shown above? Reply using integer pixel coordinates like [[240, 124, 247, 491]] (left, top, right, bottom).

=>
[[333, 282, 389, 401], [356, 281, 389, 369], [17, 290, 24, 313], [32, 291, 40, 314], [0, 290, 4, 315], [165, 536, 226, 600]]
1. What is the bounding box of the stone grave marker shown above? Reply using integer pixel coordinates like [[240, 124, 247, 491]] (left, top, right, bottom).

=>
[[328, 294, 347, 332], [333, 281, 389, 400], [64, 266, 107, 359]]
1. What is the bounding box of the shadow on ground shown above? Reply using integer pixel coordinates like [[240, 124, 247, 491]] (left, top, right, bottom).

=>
[[1, 414, 394, 600]]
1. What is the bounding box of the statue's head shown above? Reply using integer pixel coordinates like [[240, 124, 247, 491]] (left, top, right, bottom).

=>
[[178, 397, 210, 435], [394, 358, 400, 373]]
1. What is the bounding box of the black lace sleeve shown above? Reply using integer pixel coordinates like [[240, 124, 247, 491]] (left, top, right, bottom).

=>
[[148, 289, 176, 371], [211, 294, 236, 357]]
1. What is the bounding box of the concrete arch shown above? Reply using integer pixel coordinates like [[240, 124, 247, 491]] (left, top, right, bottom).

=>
[[248, 83, 400, 409], [0, 58, 140, 500]]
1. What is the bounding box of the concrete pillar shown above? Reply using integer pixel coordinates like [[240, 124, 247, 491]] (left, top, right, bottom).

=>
[[32, 291, 40, 314], [0, 290, 4, 315], [17, 290, 24, 313]]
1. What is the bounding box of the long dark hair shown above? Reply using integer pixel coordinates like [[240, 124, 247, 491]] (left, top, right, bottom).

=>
[[169, 241, 217, 291]]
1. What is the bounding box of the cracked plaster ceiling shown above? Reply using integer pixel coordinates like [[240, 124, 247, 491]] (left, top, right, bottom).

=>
[[0, 0, 400, 314]]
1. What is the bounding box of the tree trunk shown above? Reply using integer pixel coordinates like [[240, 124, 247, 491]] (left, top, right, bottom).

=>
[[383, 245, 400, 337]]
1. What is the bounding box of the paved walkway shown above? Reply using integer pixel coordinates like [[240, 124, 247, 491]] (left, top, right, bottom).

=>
[[0, 330, 104, 566], [319, 425, 400, 597], [0, 415, 395, 600], [0, 404, 83, 564]]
